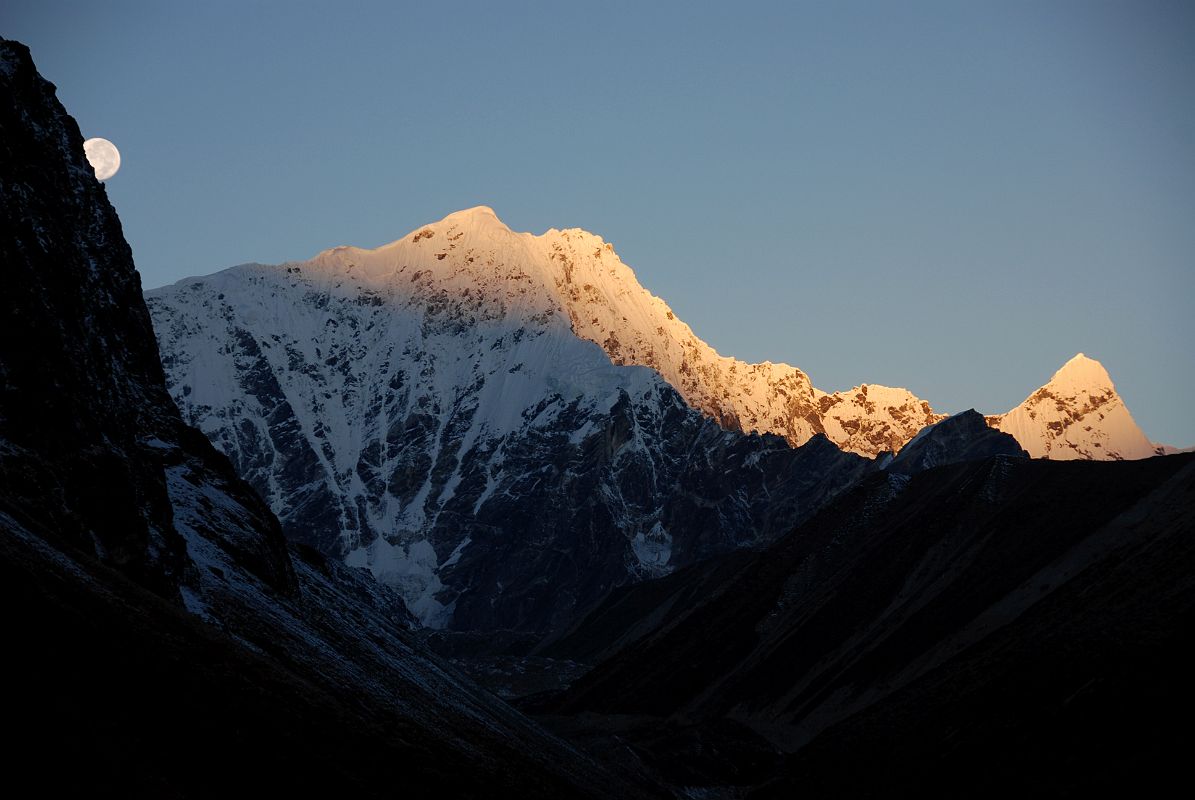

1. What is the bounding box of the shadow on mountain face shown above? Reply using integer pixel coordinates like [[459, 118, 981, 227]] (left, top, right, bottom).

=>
[[1, 519, 594, 798], [540, 452, 1195, 796]]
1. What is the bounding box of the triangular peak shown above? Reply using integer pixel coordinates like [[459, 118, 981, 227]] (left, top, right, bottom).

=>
[[1045, 352, 1114, 394]]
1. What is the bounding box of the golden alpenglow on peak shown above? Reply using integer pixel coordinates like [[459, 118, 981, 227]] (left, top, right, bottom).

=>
[[195, 206, 1170, 462], [990, 353, 1155, 460]]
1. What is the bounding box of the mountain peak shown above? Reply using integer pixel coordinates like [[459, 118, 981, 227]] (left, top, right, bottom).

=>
[[887, 410, 1026, 475], [443, 204, 499, 218], [1045, 352, 1115, 395], [991, 352, 1153, 460], [172, 202, 1166, 464], [435, 205, 509, 229]]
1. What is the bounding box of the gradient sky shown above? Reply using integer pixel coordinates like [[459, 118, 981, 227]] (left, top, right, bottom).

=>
[[7, 1, 1194, 445]]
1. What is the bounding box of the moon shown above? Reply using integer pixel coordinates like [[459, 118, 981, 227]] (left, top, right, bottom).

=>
[[83, 137, 121, 181]]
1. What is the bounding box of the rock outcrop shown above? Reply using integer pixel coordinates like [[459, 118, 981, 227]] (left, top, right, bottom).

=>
[[887, 409, 1027, 475]]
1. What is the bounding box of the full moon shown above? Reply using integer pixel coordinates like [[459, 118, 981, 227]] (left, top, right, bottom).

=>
[[83, 137, 121, 181]]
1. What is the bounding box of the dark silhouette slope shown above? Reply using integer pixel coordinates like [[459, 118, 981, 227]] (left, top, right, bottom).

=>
[[546, 453, 1195, 795]]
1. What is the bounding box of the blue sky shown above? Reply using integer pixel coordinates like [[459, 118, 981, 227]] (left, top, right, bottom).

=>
[[7, 1, 1193, 444]]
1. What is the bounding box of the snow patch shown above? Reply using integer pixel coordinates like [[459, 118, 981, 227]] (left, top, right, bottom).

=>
[[347, 537, 453, 628], [632, 522, 673, 574], [440, 536, 472, 569]]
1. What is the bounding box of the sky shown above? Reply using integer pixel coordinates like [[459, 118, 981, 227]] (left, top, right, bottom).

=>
[[6, 0, 1194, 445]]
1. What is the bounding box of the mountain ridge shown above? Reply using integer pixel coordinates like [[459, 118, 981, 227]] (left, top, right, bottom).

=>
[[156, 205, 1170, 460], [147, 205, 1177, 629]]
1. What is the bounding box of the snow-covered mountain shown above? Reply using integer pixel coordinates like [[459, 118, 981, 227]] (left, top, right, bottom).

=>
[[988, 353, 1163, 461], [453, 213, 1172, 461], [148, 206, 871, 633], [147, 207, 1175, 630], [512, 216, 942, 456], [501, 213, 1170, 461], [520, 223, 1169, 460]]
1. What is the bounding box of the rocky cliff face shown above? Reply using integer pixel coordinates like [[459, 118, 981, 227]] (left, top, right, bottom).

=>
[[147, 207, 872, 633], [0, 38, 292, 600]]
